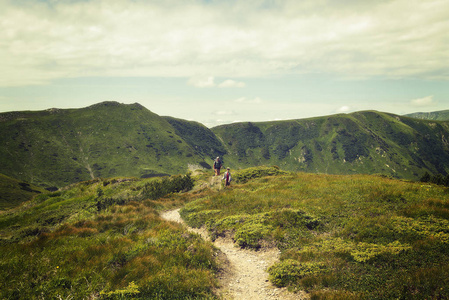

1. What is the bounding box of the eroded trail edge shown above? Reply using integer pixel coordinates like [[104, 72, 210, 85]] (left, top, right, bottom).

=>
[[161, 208, 306, 300]]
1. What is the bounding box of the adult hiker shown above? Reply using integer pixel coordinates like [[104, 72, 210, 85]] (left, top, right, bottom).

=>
[[222, 167, 232, 187], [213, 157, 223, 176]]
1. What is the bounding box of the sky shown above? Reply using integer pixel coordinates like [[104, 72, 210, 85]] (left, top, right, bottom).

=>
[[1, 0, 448, 127]]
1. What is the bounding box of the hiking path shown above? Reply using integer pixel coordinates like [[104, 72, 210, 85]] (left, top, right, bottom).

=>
[[160, 175, 307, 300]]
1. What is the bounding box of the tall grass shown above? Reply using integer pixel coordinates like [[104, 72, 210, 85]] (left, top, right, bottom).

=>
[[0, 174, 218, 299]]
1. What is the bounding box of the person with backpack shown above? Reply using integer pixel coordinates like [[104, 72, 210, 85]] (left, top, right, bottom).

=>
[[222, 167, 232, 187], [213, 157, 222, 176]]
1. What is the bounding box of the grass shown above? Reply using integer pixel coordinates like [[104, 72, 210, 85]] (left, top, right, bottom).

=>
[[0, 173, 46, 210], [0, 173, 220, 299], [181, 167, 449, 299], [3, 166, 449, 299], [0, 102, 214, 189]]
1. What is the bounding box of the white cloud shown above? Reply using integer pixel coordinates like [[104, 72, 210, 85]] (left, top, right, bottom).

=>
[[411, 95, 435, 107], [188, 77, 246, 88], [214, 110, 237, 116], [234, 97, 262, 104], [1, 0, 448, 87], [337, 106, 351, 113], [218, 80, 246, 88], [187, 76, 216, 88]]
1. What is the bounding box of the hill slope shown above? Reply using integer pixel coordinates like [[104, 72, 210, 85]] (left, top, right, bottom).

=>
[[405, 109, 449, 121], [0, 102, 213, 189], [0, 173, 45, 210], [2, 103, 449, 188], [212, 111, 449, 179], [2, 167, 449, 299]]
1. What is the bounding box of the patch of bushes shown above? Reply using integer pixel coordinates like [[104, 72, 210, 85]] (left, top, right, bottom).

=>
[[233, 166, 288, 183], [419, 171, 449, 186], [0, 201, 219, 299], [235, 222, 272, 249], [268, 259, 326, 287], [142, 174, 194, 200], [179, 168, 449, 298]]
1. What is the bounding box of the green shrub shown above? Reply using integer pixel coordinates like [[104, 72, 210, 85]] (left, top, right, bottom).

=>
[[235, 223, 272, 249], [142, 174, 194, 200], [268, 259, 326, 287], [233, 166, 288, 183], [100, 281, 140, 299]]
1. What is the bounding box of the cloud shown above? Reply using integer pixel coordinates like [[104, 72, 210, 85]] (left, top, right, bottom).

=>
[[188, 76, 245, 88], [336, 106, 351, 113], [1, 0, 448, 86], [234, 97, 262, 104], [187, 76, 216, 88], [214, 110, 237, 116], [411, 95, 435, 107], [218, 80, 246, 88]]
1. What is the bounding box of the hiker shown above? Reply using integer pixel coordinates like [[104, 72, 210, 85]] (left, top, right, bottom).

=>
[[213, 157, 222, 176], [222, 167, 231, 187]]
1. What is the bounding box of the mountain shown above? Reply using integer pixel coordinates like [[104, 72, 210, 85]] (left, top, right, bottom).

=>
[[163, 116, 226, 162], [211, 111, 449, 179], [0, 102, 219, 189], [2, 102, 449, 189], [405, 109, 449, 121]]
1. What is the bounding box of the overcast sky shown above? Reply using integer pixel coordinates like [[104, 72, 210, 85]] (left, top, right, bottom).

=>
[[1, 0, 448, 127]]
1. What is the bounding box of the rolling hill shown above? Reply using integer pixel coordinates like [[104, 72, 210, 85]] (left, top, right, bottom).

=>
[[0, 173, 45, 210], [405, 109, 449, 121], [1, 167, 449, 299], [211, 111, 449, 179], [0, 102, 218, 189], [2, 102, 449, 191]]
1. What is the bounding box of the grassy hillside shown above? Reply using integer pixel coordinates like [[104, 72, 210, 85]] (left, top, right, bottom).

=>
[[405, 109, 449, 121], [2, 167, 449, 299], [181, 167, 449, 299], [0, 102, 209, 189], [3, 103, 449, 189], [212, 111, 449, 179], [163, 116, 226, 166], [0, 173, 46, 210], [0, 174, 219, 299]]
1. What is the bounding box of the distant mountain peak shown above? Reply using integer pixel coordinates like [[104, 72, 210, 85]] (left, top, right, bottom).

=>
[[404, 109, 449, 121]]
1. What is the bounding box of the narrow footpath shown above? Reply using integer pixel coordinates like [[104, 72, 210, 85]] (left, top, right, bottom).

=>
[[161, 176, 307, 300]]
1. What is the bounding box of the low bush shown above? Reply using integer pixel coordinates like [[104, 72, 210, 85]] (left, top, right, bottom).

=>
[[268, 259, 326, 287], [233, 165, 288, 183]]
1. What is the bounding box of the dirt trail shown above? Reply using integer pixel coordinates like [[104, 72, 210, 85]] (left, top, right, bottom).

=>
[[161, 180, 308, 300]]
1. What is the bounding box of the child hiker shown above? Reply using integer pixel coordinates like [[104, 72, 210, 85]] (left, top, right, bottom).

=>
[[222, 167, 231, 187]]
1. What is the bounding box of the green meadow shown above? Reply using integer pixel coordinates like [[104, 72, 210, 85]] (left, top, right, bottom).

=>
[[182, 167, 449, 299], [1, 167, 449, 299]]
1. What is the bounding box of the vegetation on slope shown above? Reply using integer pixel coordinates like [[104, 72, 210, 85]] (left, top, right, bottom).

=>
[[181, 166, 449, 299], [0, 174, 219, 299], [2, 103, 449, 190], [405, 109, 449, 121], [0, 102, 209, 189], [212, 111, 449, 180], [163, 116, 226, 162], [2, 165, 449, 299], [0, 173, 45, 210]]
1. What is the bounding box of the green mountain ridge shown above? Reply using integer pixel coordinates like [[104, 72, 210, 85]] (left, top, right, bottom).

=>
[[211, 110, 449, 179], [0, 102, 214, 189], [2, 102, 449, 191], [404, 109, 449, 121]]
